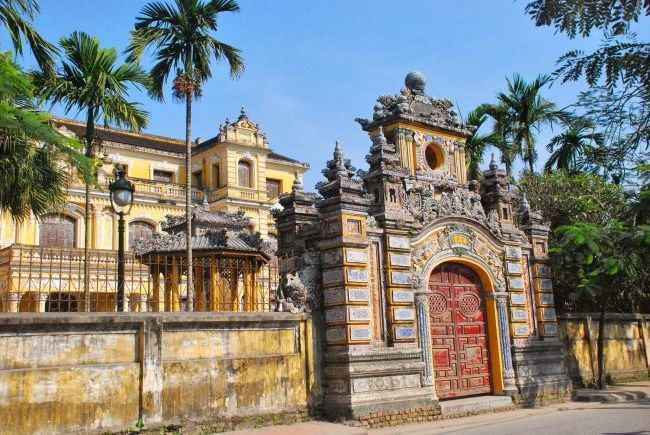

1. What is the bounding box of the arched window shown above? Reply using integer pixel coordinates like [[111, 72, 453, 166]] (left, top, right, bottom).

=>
[[238, 160, 252, 188], [129, 221, 155, 250], [39, 214, 76, 248]]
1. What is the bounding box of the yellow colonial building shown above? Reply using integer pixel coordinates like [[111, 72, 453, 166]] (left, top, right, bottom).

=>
[[0, 108, 308, 312], [0, 107, 308, 251]]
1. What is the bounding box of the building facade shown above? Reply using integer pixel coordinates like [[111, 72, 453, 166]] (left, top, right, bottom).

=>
[[0, 109, 307, 312], [274, 71, 571, 417], [0, 108, 308, 250]]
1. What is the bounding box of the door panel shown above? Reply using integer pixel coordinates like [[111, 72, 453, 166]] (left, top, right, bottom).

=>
[[429, 263, 492, 399]]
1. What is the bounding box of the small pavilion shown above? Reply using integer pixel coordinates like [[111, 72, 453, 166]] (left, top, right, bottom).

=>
[[133, 201, 274, 312]]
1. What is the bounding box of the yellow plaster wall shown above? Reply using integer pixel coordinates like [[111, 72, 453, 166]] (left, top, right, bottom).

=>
[[0, 329, 140, 434], [0, 314, 317, 435], [558, 315, 650, 384]]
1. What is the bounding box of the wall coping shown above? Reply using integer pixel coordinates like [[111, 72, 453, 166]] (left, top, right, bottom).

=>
[[0, 311, 310, 327], [558, 313, 650, 321]]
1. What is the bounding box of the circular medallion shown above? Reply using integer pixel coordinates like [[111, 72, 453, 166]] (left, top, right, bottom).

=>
[[429, 292, 447, 314], [459, 293, 481, 316]]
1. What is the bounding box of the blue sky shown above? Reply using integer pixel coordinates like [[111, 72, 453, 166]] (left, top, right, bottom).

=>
[[3, 0, 644, 189]]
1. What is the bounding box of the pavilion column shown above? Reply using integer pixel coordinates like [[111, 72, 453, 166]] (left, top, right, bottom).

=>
[[171, 259, 180, 312], [243, 261, 256, 312], [195, 262, 205, 311], [210, 258, 220, 311], [151, 266, 161, 312], [230, 265, 239, 312]]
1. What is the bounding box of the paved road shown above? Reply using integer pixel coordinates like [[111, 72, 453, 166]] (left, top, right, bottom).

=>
[[372, 400, 650, 435]]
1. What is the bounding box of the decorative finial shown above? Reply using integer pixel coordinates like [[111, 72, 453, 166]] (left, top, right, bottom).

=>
[[520, 192, 531, 214], [292, 171, 303, 193], [376, 126, 386, 143], [225, 117, 231, 125], [240, 106, 247, 117], [489, 153, 498, 170], [202, 191, 209, 207], [335, 141, 347, 175], [404, 70, 426, 94]]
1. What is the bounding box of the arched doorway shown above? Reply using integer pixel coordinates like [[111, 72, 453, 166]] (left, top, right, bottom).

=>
[[429, 263, 492, 399]]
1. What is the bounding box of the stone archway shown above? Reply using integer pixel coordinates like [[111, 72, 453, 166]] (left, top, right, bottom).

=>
[[429, 263, 492, 399]]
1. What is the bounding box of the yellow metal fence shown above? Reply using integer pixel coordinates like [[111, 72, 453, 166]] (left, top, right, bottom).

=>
[[0, 244, 278, 313]]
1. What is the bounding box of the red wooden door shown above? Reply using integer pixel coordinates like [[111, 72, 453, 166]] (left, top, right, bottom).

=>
[[429, 263, 492, 399]]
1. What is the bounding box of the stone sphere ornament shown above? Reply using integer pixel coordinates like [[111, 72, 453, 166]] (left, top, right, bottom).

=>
[[405, 70, 427, 94]]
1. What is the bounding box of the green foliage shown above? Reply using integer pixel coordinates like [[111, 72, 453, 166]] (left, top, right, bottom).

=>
[[478, 74, 569, 173], [31, 31, 151, 137], [551, 220, 650, 312], [125, 0, 245, 100], [525, 0, 649, 38], [0, 0, 56, 70], [544, 118, 605, 173], [519, 170, 631, 228], [0, 51, 91, 219], [525, 0, 650, 180]]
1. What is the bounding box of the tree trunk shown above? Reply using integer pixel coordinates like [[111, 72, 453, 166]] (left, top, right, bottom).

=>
[[597, 293, 611, 389], [83, 108, 95, 312], [185, 93, 194, 311], [527, 152, 535, 172]]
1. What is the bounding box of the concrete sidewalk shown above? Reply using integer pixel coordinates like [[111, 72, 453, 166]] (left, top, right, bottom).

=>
[[573, 381, 650, 402], [219, 382, 650, 435]]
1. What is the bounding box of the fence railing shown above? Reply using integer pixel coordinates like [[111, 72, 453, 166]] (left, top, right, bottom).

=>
[[0, 244, 278, 313]]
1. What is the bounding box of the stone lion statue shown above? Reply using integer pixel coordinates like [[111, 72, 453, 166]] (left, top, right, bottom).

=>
[[276, 272, 309, 313]]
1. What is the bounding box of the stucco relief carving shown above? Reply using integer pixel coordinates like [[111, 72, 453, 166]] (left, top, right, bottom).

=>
[[401, 183, 502, 237], [410, 224, 506, 292], [352, 374, 420, 393], [151, 161, 178, 173]]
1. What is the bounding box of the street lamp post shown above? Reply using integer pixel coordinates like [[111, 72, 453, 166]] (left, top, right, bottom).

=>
[[109, 168, 135, 312]]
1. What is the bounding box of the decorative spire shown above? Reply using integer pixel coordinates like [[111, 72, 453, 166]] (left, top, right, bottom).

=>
[[239, 106, 248, 119], [335, 141, 348, 178], [375, 126, 386, 144], [489, 153, 498, 171], [520, 192, 531, 214], [320, 140, 356, 182], [292, 171, 303, 193]]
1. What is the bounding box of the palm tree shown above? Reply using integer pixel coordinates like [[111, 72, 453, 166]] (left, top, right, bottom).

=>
[[32, 31, 150, 310], [544, 118, 604, 173], [0, 51, 91, 220], [496, 74, 569, 172], [464, 108, 491, 181], [126, 0, 244, 311], [478, 102, 517, 177], [0, 0, 56, 70]]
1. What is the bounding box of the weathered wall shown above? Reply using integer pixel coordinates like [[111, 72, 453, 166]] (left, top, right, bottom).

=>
[[558, 313, 650, 385], [0, 312, 319, 435]]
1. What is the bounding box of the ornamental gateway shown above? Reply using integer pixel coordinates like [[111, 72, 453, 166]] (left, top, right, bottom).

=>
[[272, 71, 571, 418]]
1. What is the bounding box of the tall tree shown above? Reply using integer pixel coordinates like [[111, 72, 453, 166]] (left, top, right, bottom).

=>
[[552, 221, 650, 388], [544, 118, 604, 173], [464, 106, 512, 180], [477, 102, 517, 177], [496, 74, 569, 172], [0, 51, 91, 219], [32, 31, 150, 310], [126, 0, 244, 310], [525, 0, 650, 180], [0, 0, 56, 70]]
